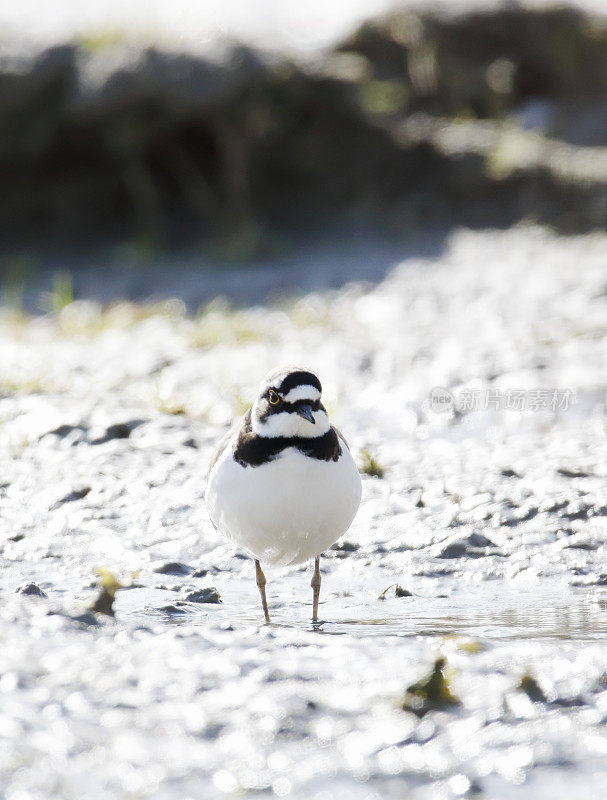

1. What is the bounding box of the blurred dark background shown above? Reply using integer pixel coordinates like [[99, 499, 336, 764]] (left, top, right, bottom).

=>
[[1, 1, 607, 283]]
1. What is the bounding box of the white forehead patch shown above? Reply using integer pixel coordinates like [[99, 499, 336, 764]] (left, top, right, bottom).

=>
[[281, 385, 321, 403]]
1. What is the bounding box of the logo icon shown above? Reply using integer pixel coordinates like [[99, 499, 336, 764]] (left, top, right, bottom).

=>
[[429, 386, 454, 413]]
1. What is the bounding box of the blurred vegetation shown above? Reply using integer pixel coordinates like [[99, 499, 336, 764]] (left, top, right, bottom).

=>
[[1, 6, 607, 255], [0, 375, 51, 397], [378, 583, 412, 600], [89, 568, 125, 616], [518, 670, 547, 702], [401, 657, 461, 717], [152, 377, 187, 416], [360, 448, 385, 478], [1, 256, 38, 308]]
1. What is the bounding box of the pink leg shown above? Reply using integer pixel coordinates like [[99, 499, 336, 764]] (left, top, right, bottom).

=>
[[255, 559, 270, 623], [311, 556, 321, 622]]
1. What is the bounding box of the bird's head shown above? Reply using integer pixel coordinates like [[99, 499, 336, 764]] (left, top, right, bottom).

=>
[[251, 366, 329, 438]]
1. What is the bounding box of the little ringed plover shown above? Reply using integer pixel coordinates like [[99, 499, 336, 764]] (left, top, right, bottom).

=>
[[205, 366, 361, 622]]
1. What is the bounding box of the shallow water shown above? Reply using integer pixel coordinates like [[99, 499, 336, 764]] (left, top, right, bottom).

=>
[[118, 583, 607, 641]]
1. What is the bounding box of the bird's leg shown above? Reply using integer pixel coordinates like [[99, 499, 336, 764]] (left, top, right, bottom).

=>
[[255, 559, 270, 623], [311, 556, 321, 623]]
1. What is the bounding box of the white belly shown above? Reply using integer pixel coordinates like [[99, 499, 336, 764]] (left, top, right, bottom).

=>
[[206, 441, 362, 565]]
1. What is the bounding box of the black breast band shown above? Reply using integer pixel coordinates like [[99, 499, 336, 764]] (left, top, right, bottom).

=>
[[233, 410, 342, 467]]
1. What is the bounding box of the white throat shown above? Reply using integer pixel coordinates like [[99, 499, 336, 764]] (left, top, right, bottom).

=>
[[252, 406, 330, 438]]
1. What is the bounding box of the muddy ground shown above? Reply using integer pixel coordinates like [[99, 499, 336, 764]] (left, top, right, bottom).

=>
[[1, 225, 607, 798]]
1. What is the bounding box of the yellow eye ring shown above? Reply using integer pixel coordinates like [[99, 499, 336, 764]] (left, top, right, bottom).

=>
[[268, 389, 280, 405]]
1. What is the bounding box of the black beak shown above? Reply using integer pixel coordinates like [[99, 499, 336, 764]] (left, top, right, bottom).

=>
[[296, 404, 315, 424]]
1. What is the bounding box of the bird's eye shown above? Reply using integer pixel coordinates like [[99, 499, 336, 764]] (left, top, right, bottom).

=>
[[268, 389, 280, 405]]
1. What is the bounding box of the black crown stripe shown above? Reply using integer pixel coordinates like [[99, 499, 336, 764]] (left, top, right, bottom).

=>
[[276, 370, 322, 395]]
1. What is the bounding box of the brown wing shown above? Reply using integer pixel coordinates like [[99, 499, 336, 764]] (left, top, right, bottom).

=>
[[205, 409, 252, 481], [205, 412, 249, 532], [332, 424, 350, 450]]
